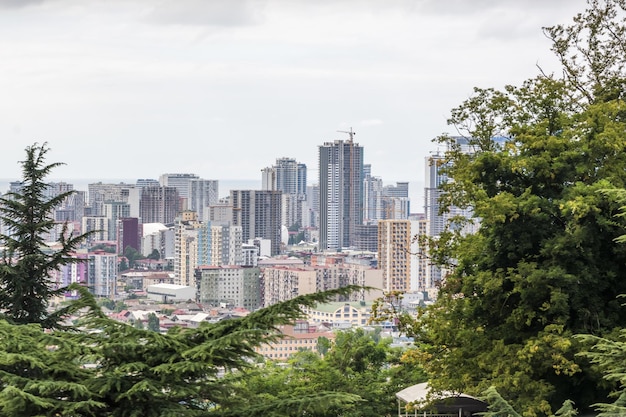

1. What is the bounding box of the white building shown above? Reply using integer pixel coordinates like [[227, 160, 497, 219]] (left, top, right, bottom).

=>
[[301, 301, 373, 327], [196, 265, 261, 311], [146, 283, 196, 303], [88, 252, 117, 298]]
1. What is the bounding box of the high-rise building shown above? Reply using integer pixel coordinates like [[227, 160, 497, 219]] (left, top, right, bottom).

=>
[[87, 251, 117, 297], [82, 216, 109, 244], [88, 182, 135, 216], [363, 166, 384, 223], [158, 173, 199, 200], [318, 139, 364, 251], [262, 158, 307, 229], [425, 137, 481, 237], [410, 217, 433, 294], [306, 184, 319, 228], [189, 179, 219, 222], [117, 217, 141, 254], [103, 201, 130, 242], [424, 136, 486, 290], [230, 190, 282, 256], [425, 151, 448, 237], [173, 211, 201, 287], [139, 186, 180, 224], [354, 224, 379, 252], [378, 219, 412, 293], [136, 179, 159, 188], [383, 181, 410, 220], [196, 222, 243, 267]]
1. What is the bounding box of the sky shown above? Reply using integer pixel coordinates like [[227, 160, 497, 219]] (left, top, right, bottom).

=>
[[0, 0, 587, 189]]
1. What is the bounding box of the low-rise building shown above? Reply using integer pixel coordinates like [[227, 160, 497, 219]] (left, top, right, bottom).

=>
[[254, 321, 335, 361], [146, 283, 196, 303], [301, 301, 373, 327]]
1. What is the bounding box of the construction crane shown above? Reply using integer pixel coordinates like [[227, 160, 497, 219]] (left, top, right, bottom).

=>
[[337, 127, 356, 143]]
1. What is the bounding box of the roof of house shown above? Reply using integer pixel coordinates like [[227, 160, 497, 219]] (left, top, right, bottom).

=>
[[396, 383, 487, 413]]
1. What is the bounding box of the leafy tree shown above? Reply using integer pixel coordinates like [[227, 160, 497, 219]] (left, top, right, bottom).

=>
[[118, 258, 128, 272], [0, 285, 370, 416], [147, 312, 160, 332], [232, 328, 426, 417], [99, 298, 116, 311], [90, 243, 116, 253], [123, 246, 143, 269], [317, 336, 331, 356], [0, 143, 93, 328], [77, 285, 367, 417], [147, 249, 160, 260], [0, 318, 104, 416], [392, 1, 626, 414]]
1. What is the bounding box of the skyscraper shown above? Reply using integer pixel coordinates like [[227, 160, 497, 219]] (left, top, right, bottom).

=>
[[139, 186, 180, 224], [230, 190, 282, 256], [158, 173, 199, 200], [189, 179, 219, 222], [318, 139, 364, 251], [363, 165, 383, 223], [261, 157, 307, 229], [378, 219, 411, 293], [425, 137, 478, 237]]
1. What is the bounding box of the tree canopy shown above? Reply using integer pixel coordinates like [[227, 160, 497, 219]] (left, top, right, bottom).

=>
[[395, 1, 626, 415], [0, 285, 379, 416], [231, 328, 426, 417], [0, 143, 93, 328]]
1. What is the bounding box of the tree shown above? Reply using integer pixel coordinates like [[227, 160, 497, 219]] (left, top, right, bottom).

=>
[[0, 285, 370, 416], [0, 318, 104, 416], [78, 285, 367, 417], [123, 246, 143, 269], [0, 143, 93, 328], [147, 249, 160, 260], [118, 257, 128, 272], [146, 312, 160, 332], [232, 328, 426, 417], [579, 328, 626, 416], [397, 1, 626, 414]]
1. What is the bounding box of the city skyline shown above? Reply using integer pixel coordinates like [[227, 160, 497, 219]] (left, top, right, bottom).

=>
[[0, 0, 586, 186]]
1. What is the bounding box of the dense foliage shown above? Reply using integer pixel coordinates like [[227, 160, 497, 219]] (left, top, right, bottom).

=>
[[231, 328, 426, 417], [0, 286, 383, 416], [400, 1, 626, 415], [0, 143, 93, 327]]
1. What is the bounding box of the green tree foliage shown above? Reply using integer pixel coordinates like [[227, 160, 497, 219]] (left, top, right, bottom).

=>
[[88, 285, 367, 416], [146, 312, 160, 332], [0, 143, 93, 328], [118, 257, 129, 272], [230, 328, 426, 417], [0, 318, 104, 416], [481, 386, 578, 417], [123, 246, 143, 269], [399, 1, 626, 414], [90, 243, 116, 253], [0, 285, 371, 416], [147, 249, 160, 260]]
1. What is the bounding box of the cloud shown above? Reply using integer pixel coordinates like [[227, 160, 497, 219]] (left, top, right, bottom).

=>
[[415, 0, 581, 16], [0, 0, 45, 9], [143, 0, 267, 27]]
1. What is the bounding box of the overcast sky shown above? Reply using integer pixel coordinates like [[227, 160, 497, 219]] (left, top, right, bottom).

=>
[[0, 0, 587, 187]]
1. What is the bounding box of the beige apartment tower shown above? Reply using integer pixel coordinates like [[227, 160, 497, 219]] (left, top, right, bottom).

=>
[[378, 219, 411, 293]]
